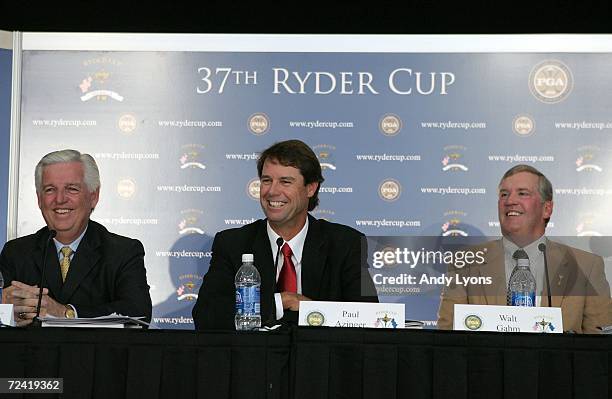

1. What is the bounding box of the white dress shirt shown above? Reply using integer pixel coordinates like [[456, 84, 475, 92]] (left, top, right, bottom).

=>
[[266, 218, 309, 320]]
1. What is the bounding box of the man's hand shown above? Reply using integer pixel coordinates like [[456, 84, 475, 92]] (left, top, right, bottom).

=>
[[280, 292, 311, 311], [4, 281, 46, 326], [4, 281, 66, 326]]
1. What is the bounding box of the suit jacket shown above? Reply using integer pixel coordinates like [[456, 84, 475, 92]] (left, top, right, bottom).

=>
[[193, 215, 378, 330], [0, 220, 152, 321], [437, 239, 611, 334]]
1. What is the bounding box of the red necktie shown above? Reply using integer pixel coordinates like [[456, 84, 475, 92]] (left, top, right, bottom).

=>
[[278, 243, 297, 293]]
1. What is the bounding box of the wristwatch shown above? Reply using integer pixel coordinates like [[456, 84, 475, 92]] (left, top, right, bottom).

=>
[[64, 305, 76, 319]]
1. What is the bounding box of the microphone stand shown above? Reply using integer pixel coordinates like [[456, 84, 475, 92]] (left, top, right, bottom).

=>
[[264, 237, 283, 327], [31, 230, 56, 328], [538, 243, 552, 307]]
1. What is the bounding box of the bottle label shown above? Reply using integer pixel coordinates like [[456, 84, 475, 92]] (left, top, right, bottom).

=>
[[511, 292, 535, 307], [235, 286, 261, 315]]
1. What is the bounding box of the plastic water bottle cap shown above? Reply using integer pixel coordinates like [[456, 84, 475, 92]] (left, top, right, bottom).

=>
[[242, 254, 254, 263]]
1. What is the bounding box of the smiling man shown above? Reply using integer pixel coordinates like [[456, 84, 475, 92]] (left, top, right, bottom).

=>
[[193, 140, 377, 330], [437, 165, 611, 333], [0, 149, 152, 326]]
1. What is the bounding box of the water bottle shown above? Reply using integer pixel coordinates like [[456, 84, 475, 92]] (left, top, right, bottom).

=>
[[508, 258, 536, 307], [235, 254, 261, 330]]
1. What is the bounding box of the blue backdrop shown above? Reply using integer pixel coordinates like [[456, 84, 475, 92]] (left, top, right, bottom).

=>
[[8, 42, 612, 329], [0, 48, 12, 247]]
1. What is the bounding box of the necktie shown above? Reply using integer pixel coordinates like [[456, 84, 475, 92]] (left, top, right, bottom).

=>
[[278, 243, 297, 293], [60, 246, 73, 282], [507, 249, 527, 305]]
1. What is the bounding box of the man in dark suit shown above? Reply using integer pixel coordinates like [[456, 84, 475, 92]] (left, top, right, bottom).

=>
[[0, 149, 152, 326], [193, 140, 377, 330]]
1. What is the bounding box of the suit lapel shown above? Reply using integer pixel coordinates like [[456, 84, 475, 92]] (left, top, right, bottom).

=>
[[480, 240, 507, 305], [59, 223, 101, 303], [252, 221, 275, 317], [301, 216, 327, 299], [34, 231, 63, 299], [543, 241, 571, 308]]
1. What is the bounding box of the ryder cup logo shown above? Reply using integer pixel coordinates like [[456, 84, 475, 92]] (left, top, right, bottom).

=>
[[313, 144, 337, 170], [118, 113, 138, 134], [529, 60, 573, 104], [374, 311, 400, 328], [513, 115, 535, 137], [379, 114, 402, 136], [378, 179, 401, 201], [79, 56, 125, 102], [248, 113, 270, 135], [533, 316, 556, 332], [117, 178, 136, 199], [441, 145, 468, 172], [246, 178, 261, 200], [179, 144, 207, 170], [176, 274, 203, 301], [441, 210, 468, 236], [178, 209, 205, 235], [575, 146, 602, 172]]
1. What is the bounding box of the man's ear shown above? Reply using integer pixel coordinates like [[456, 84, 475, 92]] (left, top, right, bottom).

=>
[[306, 182, 318, 198], [543, 200, 553, 220]]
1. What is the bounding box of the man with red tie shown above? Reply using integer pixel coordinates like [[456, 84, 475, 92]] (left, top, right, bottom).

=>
[[193, 140, 377, 330]]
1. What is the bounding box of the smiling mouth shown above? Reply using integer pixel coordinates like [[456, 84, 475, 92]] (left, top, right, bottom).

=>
[[267, 200, 286, 209], [506, 211, 522, 217], [54, 208, 73, 215]]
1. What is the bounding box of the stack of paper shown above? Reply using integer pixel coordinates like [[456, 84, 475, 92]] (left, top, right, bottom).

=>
[[40, 314, 148, 329]]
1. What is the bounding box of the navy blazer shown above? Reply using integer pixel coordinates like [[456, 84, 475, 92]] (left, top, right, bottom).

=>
[[0, 220, 152, 321], [193, 215, 378, 330]]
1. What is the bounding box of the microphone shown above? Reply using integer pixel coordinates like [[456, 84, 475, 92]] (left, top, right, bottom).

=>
[[264, 237, 284, 326], [274, 237, 284, 285], [31, 229, 56, 328], [538, 243, 552, 308]]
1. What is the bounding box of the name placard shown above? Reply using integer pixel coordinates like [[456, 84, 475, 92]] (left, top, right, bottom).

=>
[[0, 304, 15, 327], [454, 304, 562, 333], [299, 301, 405, 329]]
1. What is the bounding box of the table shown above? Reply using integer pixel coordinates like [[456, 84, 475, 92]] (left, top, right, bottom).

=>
[[0, 327, 609, 399]]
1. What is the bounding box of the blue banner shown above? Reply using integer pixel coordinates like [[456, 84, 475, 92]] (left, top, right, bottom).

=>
[[0, 48, 11, 247], [15, 49, 612, 328]]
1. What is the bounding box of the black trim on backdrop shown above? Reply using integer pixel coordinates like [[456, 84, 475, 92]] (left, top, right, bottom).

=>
[[0, 3, 610, 33]]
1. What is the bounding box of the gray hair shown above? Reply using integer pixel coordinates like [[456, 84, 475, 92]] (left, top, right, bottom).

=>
[[35, 149, 100, 194], [498, 164, 553, 203]]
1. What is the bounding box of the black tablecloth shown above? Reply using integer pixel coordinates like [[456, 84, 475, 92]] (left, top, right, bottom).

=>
[[0, 327, 609, 399], [0, 328, 290, 399], [292, 328, 612, 399]]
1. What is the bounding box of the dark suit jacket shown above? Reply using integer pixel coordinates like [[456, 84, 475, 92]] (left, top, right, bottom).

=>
[[0, 220, 152, 322], [193, 215, 378, 330], [437, 239, 611, 334]]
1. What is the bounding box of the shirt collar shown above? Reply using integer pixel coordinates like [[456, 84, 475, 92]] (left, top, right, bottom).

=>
[[53, 225, 88, 255], [502, 234, 547, 263], [266, 217, 309, 263]]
